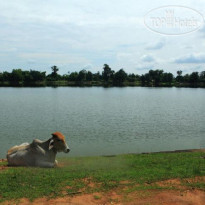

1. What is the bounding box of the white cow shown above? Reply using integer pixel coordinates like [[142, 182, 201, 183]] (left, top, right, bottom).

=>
[[7, 132, 70, 168]]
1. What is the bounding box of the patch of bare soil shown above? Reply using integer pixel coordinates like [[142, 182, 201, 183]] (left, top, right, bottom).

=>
[[0, 159, 7, 163], [1, 189, 205, 205], [125, 189, 205, 205], [0, 159, 8, 171], [154, 176, 205, 189], [1, 177, 205, 205]]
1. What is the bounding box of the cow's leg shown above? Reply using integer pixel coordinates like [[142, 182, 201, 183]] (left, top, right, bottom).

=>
[[36, 161, 55, 168], [7, 152, 26, 166], [54, 160, 58, 167]]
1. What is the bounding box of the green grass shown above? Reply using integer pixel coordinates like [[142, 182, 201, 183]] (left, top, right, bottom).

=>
[[0, 152, 204, 202], [183, 182, 205, 190]]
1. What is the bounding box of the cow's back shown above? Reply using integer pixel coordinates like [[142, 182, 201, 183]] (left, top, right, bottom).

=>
[[7, 143, 32, 166], [7, 143, 29, 155]]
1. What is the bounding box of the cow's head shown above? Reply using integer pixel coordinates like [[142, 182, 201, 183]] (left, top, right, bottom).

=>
[[49, 132, 70, 153]]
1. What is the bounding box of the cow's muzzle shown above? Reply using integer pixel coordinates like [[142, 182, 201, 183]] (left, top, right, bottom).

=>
[[65, 148, 70, 153]]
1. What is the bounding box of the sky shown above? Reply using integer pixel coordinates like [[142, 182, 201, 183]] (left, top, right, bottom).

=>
[[0, 0, 205, 75]]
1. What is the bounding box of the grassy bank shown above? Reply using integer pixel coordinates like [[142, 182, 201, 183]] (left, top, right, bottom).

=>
[[0, 152, 205, 202], [1, 80, 205, 88]]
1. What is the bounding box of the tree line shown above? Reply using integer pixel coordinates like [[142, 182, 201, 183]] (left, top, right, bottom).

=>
[[0, 64, 205, 87]]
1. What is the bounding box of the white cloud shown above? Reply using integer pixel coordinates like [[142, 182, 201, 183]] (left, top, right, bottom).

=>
[[146, 40, 165, 50], [174, 53, 205, 63], [198, 25, 205, 37], [18, 52, 90, 65], [135, 63, 155, 73], [140, 54, 155, 62]]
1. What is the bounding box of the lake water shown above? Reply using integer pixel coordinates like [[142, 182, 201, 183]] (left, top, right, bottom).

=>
[[0, 87, 204, 158]]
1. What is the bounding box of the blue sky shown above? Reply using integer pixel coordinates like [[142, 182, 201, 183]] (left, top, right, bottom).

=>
[[0, 0, 205, 75]]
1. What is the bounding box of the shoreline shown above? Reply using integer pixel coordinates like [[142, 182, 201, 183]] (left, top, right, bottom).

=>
[[0, 85, 205, 89], [1, 148, 205, 161], [0, 81, 205, 88]]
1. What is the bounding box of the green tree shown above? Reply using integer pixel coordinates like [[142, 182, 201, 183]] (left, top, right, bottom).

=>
[[110, 70, 115, 81], [93, 72, 101, 81], [47, 65, 61, 81], [29, 70, 46, 82], [102, 64, 112, 82], [68, 72, 78, 81], [127, 73, 136, 82], [189, 72, 199, 84], [11, 69, 23, 82], [177, 70, 182, 76], [140, 74, 145, 85], [86, 71, 93, 81], [114, 69, 127, 83], [2, 72, 11, 81], [149, 69, 164, 86], [140, 73, 151, 85], [51, 65, 59, 77], [162, 72, 173, 85], [200, 71, 205, 82], [183, 74, 190, 83], [22, 71, 31, 82], [62, 74, 69, 81], [129, 74, 140, 82], [77, 70, 86, 81], [144, 73, 151, 85], [176, 70, 183, 83], [0, 72, 3, 82]]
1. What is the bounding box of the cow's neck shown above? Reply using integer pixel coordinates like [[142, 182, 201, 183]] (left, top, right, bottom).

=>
[[41, 138, 57, 155]]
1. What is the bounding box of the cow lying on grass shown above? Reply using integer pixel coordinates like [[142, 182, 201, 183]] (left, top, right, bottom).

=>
[[7, 132, 70, 168]]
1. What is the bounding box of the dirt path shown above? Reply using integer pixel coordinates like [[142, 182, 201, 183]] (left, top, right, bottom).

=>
[[1, 189, 205, 205], [2, 177, 205, 205]]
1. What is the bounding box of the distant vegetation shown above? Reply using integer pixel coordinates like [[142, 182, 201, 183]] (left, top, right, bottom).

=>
[[0, 64, 205, 87]]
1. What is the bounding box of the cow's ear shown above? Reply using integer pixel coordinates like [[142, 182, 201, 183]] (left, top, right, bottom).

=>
[[49, 139, 54, 150], [52, 134, 58, 139]]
